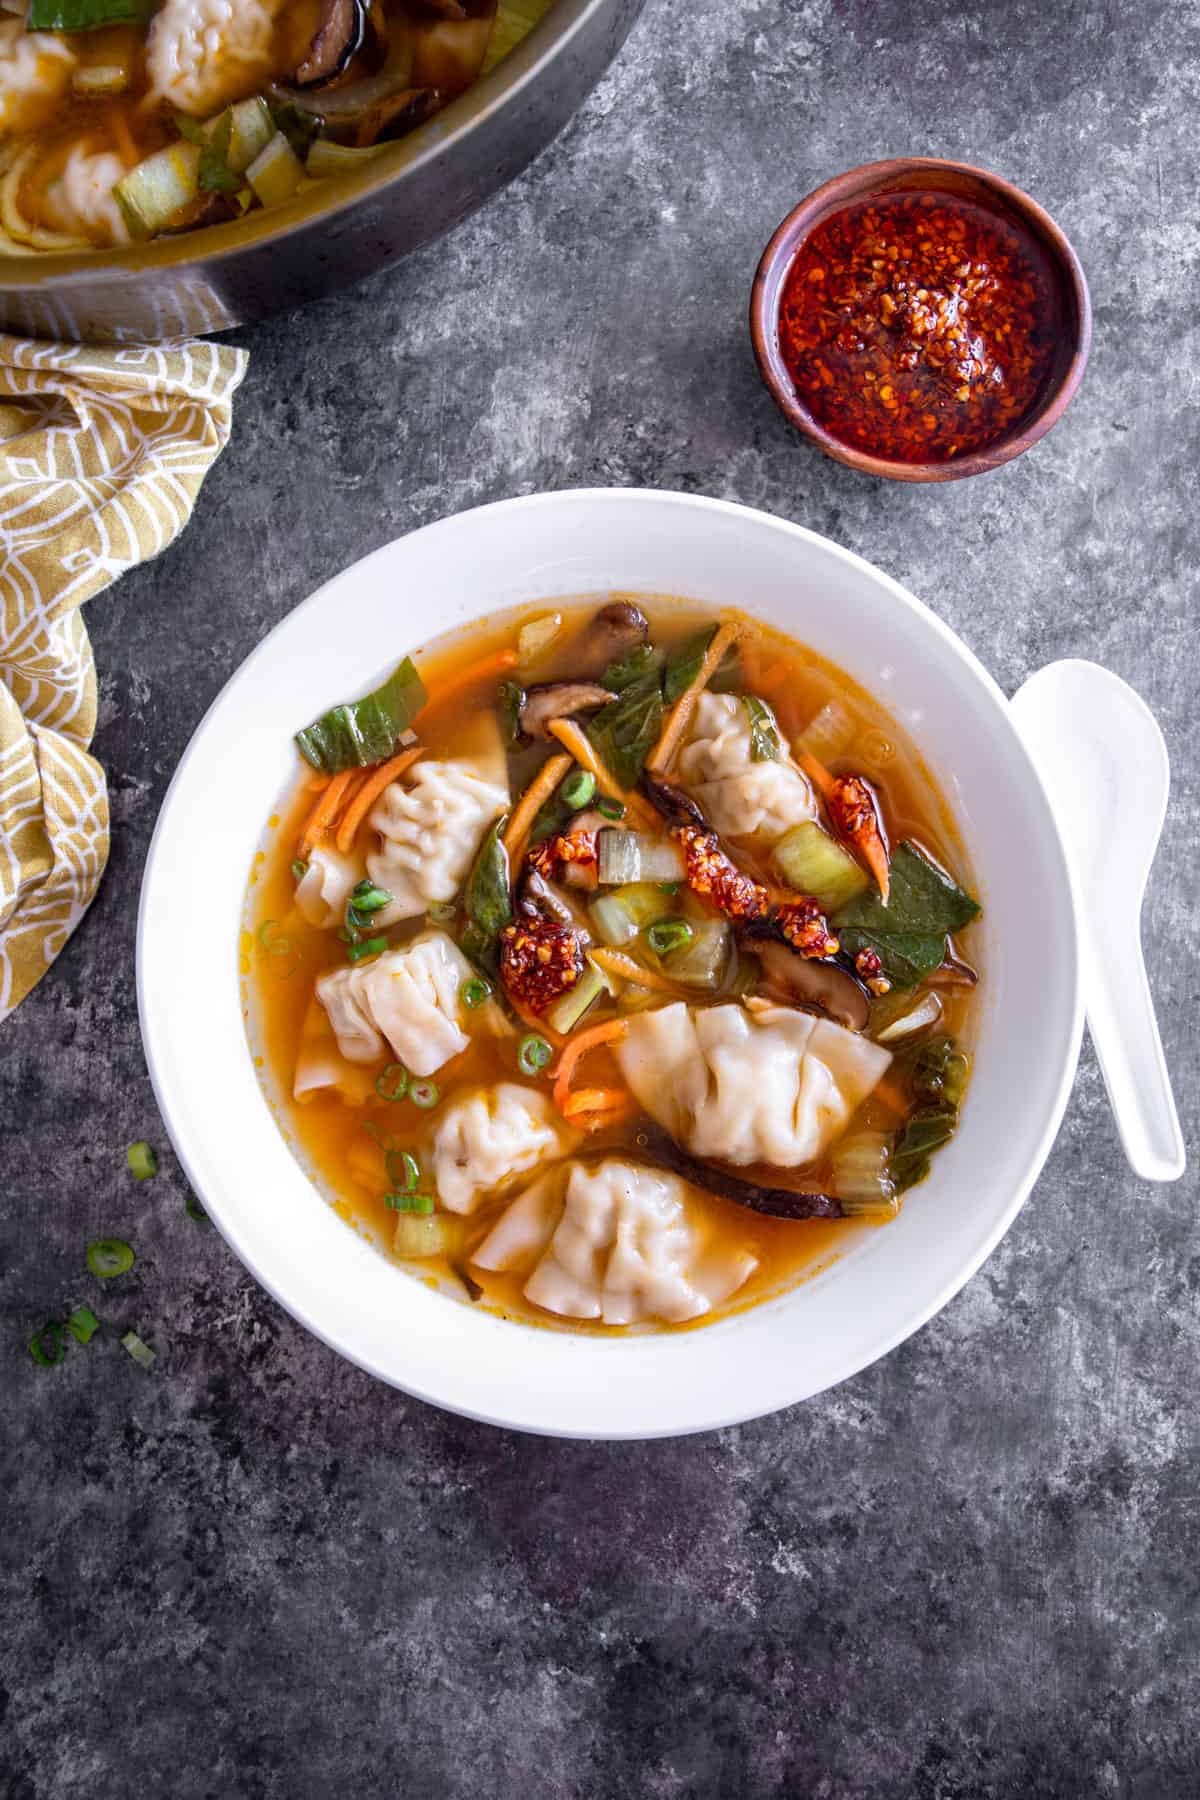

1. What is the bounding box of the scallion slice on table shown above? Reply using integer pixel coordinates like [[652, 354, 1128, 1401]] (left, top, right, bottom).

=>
[[518, 1033, 552, 1075], [295, 657, 427, 774], [120, 1330, 156, 1370], [375, 1064, 409, 1103], [86, 1239, 134, 1279], [127, 1140, 157, 1180], [185, 1194, 208, 1223], [66, 1306, 100, 1344], [28, 1321, 66, 1367]]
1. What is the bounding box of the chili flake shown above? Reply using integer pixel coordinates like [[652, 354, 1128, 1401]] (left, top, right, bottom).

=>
[[778, 190, 1059, 463]]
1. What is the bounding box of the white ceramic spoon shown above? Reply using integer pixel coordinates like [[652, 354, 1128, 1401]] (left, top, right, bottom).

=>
[[1011, 659, 1185, 1182]]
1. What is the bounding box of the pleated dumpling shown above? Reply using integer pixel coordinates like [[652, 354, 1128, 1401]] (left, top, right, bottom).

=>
[[675, 692, 818, 843], [294, 844, 362, 930], [616, 1001, 891, 1168], [367, 715, 508, 924], [472, 1158, 758, 1326], [430, 1083, 572, 1215], [315, 930, 474, 1078]]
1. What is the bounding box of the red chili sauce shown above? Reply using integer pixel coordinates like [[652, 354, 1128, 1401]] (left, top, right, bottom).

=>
[[777, 189, 1060, 464]]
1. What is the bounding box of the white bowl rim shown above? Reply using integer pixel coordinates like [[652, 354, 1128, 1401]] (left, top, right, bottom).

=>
[[136, 487, 1083, 1438]]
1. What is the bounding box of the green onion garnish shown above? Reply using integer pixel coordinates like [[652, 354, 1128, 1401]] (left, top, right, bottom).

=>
[[561, 769, 597, 810], [647, 918, 694, 956], [257, 919, 292, 958], [120, 1329, 156, 1370], [291, 859, 308, 881], [185, 1194, 208, 1223], [596, 796, 625, 820], [126, 1141, 157, 1181], [66, 1305, 100, 1344], [462, 978, 491, 1010], [347, 935, 388, 963], [385, 1192, 435, 1214], [375, 1064, 408, 1103], [349, 880, 393, 916], [518, 1033, 552, 1075], [28, 1321, 66, 1366], [659, 880, 681, 895], [86, 1238, 134, 1279], [385, 1149, 420, 1192], [409, 1080, 439, 1109], [427, 901, 457, 925]]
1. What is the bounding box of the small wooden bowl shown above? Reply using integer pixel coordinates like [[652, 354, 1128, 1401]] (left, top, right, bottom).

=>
[[749, 157, 1092, 483]]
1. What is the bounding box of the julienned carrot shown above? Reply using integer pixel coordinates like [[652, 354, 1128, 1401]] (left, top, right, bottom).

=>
[[298, 768, 361, 857], [416, 648, 518, 720], [545, 718, 659, 831], [562, 1089, 637, 1131], [506, 990, 565, 1049], [794, 747, 836, 800], [552, 1017, 627, 1115], [335, 746, 423, 852], [648, 618, 741, 773], [587, 948, 687, 997], [502, 751, 572, 863], [873, 1074, 911, 1117]]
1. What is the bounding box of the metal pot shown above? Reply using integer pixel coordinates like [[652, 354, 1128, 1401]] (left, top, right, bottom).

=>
[[0, 0, 645, 344]]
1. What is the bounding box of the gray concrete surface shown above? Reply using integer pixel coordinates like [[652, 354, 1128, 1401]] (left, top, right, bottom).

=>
[[3, 1, 1198, 1794]]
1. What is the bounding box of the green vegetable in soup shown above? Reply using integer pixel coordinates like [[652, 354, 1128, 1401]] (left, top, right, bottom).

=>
[[890, 1034, 970, 1193], [305, 141, 387, 179], [197, 110, 242, 194], [586, 644, 664, 790], [460, 817, 511, 971], [28, 0, 152, 30], [742, 696, 780, 762], [772, 821, 869, 913], [115, 143, 201, 240], [498, 679, 525, 747], [658, 915, 731, 991], [295, 657, 426, 773], [246, 132, 305, 208], [544, 959, 608, 1035], [663, 625, 738, 704], [834, 841, 980, 988]]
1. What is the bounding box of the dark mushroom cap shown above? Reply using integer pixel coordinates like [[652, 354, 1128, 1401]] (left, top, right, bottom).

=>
[[574, 600, 650, 675], [518, 682, 615, 740], [747, 937, 871, 1031], [291, 0, 367, 89], [640, 1128, 843, 1220]]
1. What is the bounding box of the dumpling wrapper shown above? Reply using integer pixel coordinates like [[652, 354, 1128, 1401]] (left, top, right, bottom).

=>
[[430, 1083, 574, 1215], [615, 1001, 892, 1168], [472, 1158, 758, 1327], [676, 691, 818, 843], [367, 712, 508, 925], [315, 929, 474, 1078], [294, 843, 363, 930], [292, 998, 377, 1104]]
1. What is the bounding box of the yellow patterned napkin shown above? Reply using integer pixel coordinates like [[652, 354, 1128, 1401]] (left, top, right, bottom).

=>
[[0, 334, 247, 1022]]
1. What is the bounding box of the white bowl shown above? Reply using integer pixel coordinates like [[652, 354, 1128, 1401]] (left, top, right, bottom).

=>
[[137, 489, 1082, 1438]]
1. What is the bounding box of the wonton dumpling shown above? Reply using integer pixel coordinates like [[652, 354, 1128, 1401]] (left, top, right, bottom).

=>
[[472, 1158, 757, 1326], [148, 0, 284, 116], [367, 716, 508, 925], [676, 692, 818, 843], [616, 1001, 891, 1167], [315, 929, 473, 1078], [293, 998, 376, 1105], [0, 20, 74, 135], [430, 1083, 572, 1215], [294, 844, 362, 930]]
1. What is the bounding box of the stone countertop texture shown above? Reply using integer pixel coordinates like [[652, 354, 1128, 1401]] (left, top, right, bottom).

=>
[[3, 1, 1198, 1794]]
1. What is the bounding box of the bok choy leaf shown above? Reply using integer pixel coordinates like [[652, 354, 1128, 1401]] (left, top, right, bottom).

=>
[[833, 841, 980, 989], [460, 817, 511, 971], [586, 644, 663, 790], [295, 658, 426, 773]]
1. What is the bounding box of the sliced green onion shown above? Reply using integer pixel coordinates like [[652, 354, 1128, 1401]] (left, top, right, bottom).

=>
[[185, 1194, 208, 1223], [561, 769, 597, 810], [257, 919, 293, 957], [462, 978, 491, 1010], [120, 1329, 156, 1370], [647, 918, 694, 956], [86, 1238, 134, 1280], [347, 935, 388, 963], [126, 1140, 157, 1181], [66, 1306, 100, 1345], [518, 1034, 552, 1075], [28, 1321, 66, 1366], [409, 1080, 439, 1109], [385, 1192, 435, 1215], [659, 880, 681, 895], [385, 1149, 420, 1192], [291, 858, 308, 881], [427, 900, 458, 925], [349, 880, 393, 915], [376, 1064, 409, 1103], [596, 796, 625, 820]]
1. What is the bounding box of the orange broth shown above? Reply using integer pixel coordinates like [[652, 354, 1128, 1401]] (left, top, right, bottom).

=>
[[242, 597, 982, 1335]]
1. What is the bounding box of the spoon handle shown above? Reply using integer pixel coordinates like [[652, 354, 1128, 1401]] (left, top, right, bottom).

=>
[[1081, 905, 1186, 1182]]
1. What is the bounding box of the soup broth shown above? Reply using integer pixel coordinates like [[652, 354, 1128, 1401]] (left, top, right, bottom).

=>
[[244, 596, 982, 1335]]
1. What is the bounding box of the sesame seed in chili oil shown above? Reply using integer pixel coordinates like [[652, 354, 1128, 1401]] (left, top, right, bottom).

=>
[[777, 190, 1060, 464]]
